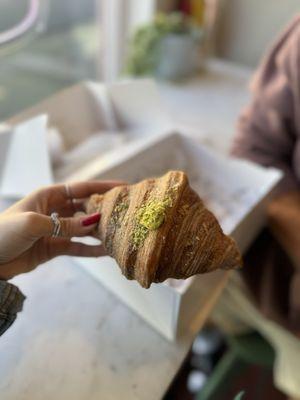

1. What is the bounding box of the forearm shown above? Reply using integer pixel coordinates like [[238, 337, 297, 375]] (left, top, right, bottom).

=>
[[0, 281, 25, 336], [267, 191, 300, 270]]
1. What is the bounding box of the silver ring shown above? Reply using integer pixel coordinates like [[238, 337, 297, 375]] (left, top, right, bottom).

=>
[[50, 212, 61, 237], [65, 183, 72, 198], [65, 183, 76, 212], [70, 197, 77, 211]]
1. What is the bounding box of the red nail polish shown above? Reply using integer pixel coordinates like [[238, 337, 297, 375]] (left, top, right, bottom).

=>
[[82, 213, 101, 227]]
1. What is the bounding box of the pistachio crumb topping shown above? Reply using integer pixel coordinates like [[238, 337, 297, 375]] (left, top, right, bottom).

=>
[[111, 201, 129, 225], [114, 202, 129, 214], [131, 190, 176, 251], [138, 198, 171, 230]]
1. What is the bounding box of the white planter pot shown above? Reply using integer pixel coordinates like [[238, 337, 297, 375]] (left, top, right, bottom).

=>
[[156, 33, 201, 80]]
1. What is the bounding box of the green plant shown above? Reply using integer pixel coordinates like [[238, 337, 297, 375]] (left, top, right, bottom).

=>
[[233, 391, 245, 400], [125, 12, 199, 76]]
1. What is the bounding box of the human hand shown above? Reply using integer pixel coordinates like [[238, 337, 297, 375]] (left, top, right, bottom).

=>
[[268, 191, 300, 269], [0, 181, 122, 280]]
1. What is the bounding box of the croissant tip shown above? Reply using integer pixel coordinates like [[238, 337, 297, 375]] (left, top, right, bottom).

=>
[[220, 243, 243, 271], [165, 170, 189, 182]]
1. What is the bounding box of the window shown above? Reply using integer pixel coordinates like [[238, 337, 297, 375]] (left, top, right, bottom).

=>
[[0, 0, 102, 120], [0, 0, 162, 121]]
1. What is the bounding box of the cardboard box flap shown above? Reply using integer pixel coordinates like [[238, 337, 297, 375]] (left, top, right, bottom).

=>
[[7, 83, 112, 150], [7, 80, 172, 150], [107, 79, 172, 136], [0, 115, 52, 198]]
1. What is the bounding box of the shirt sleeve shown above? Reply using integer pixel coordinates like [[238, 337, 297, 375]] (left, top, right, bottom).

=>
[[0, 280, 25, 336], [231, 16, 300, 195]]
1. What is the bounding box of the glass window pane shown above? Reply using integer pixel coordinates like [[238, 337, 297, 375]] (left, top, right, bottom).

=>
[[0, 0, 101, 120]]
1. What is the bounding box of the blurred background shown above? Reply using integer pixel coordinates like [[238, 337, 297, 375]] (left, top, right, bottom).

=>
[[1, 1, 300, 400], [0, 0, 299, 120], [0, 0, 99, 119]]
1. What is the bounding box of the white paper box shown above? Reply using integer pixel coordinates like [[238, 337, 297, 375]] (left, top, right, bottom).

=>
[[7, 80, 172, 184], [5, 81, 282, 340], [74, 132, 282, 340], [0, 116, 52, 198]]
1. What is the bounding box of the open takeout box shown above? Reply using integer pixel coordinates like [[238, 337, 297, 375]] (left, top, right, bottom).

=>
[[72, 132, 282, 340], [4, 79, 172, 194], [3, 80, 282, 340]]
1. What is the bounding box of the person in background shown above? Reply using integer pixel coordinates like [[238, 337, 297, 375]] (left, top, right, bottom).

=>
[[0, 181, 119, 336], [232, 15, 300, 333], [212, 15, 300, 400]]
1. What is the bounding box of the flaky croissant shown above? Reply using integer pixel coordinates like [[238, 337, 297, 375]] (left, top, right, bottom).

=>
[[86, 171, 242, 288]]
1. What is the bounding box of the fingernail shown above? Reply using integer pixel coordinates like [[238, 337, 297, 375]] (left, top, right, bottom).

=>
[[81, 212, 101, 227]]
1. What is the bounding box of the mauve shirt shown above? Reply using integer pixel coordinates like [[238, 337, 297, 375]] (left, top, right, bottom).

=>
[[232, 16, 300, 333], [232, 16, 300, 194]]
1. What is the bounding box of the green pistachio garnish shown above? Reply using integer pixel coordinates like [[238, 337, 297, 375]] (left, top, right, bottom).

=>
[[131, 196, 173, 250]]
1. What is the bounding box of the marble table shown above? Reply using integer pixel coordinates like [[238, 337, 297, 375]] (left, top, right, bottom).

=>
[[0, 256, 193, 400], [0, 59, 252, 400]]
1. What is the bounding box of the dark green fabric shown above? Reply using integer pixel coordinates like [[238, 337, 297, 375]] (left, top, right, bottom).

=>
[[0, 281, 25, 336]]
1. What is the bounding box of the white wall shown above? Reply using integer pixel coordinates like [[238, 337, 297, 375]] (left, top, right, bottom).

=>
[[215, 0, 300, 67]]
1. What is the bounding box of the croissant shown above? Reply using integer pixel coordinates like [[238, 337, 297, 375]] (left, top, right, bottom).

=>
[[86, 171, 242, 288]]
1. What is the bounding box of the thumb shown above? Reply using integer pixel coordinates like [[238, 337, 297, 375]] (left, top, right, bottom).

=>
[[24, 211, 101, 239]]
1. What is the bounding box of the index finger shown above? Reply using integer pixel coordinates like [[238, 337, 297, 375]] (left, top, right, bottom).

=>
[[63, 180, 125, 199], [4, 181, 125, 216]]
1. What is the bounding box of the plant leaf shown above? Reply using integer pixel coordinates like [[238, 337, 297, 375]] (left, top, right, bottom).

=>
[[233, 391, 245, 400]]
